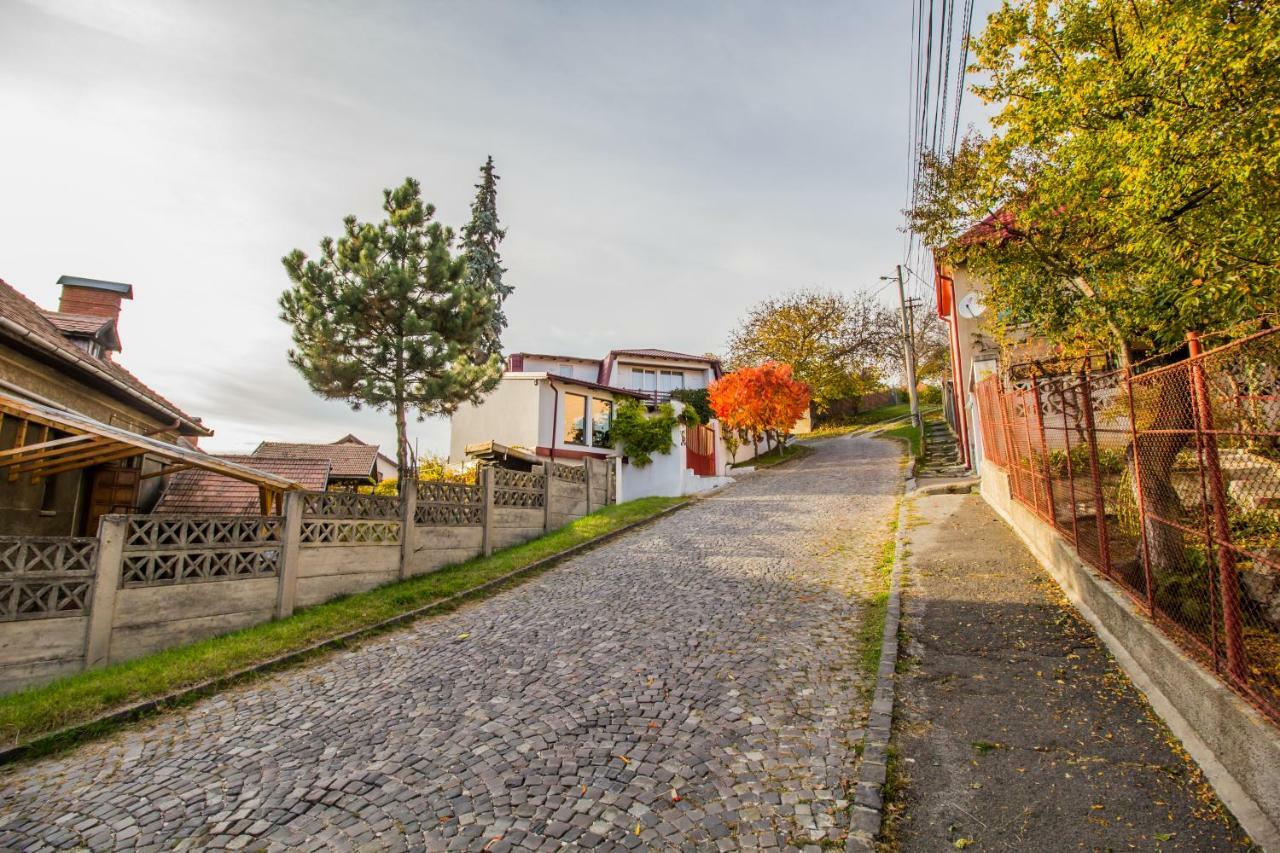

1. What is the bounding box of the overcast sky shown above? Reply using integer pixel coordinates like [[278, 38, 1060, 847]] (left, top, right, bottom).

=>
[[0, 0, 994, 457]]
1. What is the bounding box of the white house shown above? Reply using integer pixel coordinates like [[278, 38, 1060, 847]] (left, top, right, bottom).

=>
[[449, 348, 738, 498]]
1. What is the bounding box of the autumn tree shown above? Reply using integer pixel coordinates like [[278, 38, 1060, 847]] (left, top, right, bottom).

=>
[[709, 362, 812, 458], [909, 0, 1280, 358], [726, 290, 890, 414], [280, 175, 508, 487]]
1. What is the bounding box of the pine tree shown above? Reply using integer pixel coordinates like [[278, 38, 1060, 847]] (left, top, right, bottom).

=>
[[280, 177, 505, 489], [460, 156, 510, 358]]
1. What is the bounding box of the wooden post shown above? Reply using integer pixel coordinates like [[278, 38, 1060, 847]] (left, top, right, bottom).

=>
[[542, 460, 554, 533], [84, 514, 125, 668], [584, 458, 594, 515], [398, 479, 417, 580], [275, 491, 304, 618], [481, 465, 495, 557]]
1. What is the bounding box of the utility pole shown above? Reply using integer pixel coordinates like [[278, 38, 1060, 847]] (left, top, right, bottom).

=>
[[896, 264, 922, 432]]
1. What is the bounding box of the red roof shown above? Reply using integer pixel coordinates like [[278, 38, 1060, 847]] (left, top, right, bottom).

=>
[[253, 441, 381, 481], [546, 374, 650, 399], [155, 455, 330, 514], [0, 278, 209, 435], [952, 208, 1020, 248]]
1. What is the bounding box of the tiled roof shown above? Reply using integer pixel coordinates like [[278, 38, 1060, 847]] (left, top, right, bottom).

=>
[[253, 441, 381, 480], [953, 208, 1020, 248], [155, 455, 330, 515], [331, 434, 397, 468], [547, 375, 650, 398], [40, 311, 113, 336], [0, 278, 209, 434]]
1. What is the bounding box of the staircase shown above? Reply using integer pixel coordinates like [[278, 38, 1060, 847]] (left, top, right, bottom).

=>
[[920, 418, 967, 478]]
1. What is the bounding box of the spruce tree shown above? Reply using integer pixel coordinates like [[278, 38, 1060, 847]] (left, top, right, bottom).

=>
[[280, 177, 505, 488], [460, 156, 510, 358]]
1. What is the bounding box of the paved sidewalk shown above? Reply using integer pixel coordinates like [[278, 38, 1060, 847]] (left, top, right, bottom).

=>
[[889, 491, 1252, 850], [0, 435, 899, 851]]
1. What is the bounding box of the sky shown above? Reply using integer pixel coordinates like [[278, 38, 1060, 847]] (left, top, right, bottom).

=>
[[0, 0, 995, 457]]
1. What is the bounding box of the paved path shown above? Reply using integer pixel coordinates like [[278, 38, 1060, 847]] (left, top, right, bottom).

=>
[[890, 491, 1251, 850], [0, 436, 899, 852]]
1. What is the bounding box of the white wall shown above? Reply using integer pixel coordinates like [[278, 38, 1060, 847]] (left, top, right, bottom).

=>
[[448, 376, 542, 463], [616, 404, 734, 500], [522, 356, 600, 382], [606, 358, 714, 390]]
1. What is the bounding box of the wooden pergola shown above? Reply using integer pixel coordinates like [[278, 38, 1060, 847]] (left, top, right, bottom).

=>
[[0, 390, 300, 514]]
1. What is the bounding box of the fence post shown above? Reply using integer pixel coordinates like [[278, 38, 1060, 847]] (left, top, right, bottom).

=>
[[1123, 367, 1157, 612], [1061, 378, 1080, 548], [481, 465, 495, 557], [398, 480, 417, 580], [1078, 371, 1113, 577], [276, 491, 304, 618], [84, 514, 125, 668], [1032, 377, 1056, 524], [605, 457, 614, 505], [584, 459, 594, 515], [1187, 331, 1247, 685], [543, 460, 554, 533]]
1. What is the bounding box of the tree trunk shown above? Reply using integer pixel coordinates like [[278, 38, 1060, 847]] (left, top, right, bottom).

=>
[[1128, 365, 1194, 586], [394, 399, 410, 496]]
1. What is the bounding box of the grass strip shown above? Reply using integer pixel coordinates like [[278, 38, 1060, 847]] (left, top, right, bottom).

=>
[[0, 496, 686, 761], [857, 500, 902, 687], [882, 422, 923, 461], [733, 443, 812, 470]]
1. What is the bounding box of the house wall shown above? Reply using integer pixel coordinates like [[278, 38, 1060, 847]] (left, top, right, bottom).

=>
[[449, 375, 542, 464], [606, 359, 713, 391], [536, 381, 623, 459], [0, 343, 187, 536], [520, 356, 600, 382]]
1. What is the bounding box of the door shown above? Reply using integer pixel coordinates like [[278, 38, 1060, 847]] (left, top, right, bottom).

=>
[[85, 461, 140, 536], [685, 424, 716, 477]]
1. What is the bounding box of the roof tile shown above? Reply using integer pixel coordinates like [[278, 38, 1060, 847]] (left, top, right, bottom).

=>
[[155, 455, 330, 515]]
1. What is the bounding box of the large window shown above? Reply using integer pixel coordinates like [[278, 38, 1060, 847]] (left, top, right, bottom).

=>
[[659, 370, 685, 392], [631, 368, 656, 391], [591, 398, 613, 447], [563, 393, 587, 445]]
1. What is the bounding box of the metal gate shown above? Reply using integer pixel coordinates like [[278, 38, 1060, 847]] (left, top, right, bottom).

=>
[[686, 425, 716, 477]]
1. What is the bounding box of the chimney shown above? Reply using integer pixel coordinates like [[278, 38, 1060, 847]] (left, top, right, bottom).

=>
[[57, 275, 134, 322]]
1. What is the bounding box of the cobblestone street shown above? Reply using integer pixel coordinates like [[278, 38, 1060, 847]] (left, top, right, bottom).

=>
[[0, 435, 899, 851]]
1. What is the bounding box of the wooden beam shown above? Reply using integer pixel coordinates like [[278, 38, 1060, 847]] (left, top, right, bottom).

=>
[[7, 437, 124, 474], [8, 419, 28, 482], [29, 425, 48, 484], [0, 402, 87, 438], [0, 433, 97, 462], [140, 462, 195, 481], [25, 446, 144, 479]]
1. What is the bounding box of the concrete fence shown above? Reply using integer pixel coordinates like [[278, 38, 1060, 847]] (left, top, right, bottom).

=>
[[0, 458, 612, 695]]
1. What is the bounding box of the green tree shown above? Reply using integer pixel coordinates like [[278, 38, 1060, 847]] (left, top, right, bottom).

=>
[[461, 156, 510, 358], [280, 177, 506, 488], [726, 289, 888, 413], [910, 0, 1280, 358]]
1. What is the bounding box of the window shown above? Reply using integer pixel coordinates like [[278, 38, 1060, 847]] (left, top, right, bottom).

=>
[[558, 364, 573, 377], [631, 368, 656, 391], [591, 398, 613, 447], [563, 393, 587, 445], [659, 370, 685, 392]]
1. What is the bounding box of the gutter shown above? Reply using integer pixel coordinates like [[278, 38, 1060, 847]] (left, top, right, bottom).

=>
[[0, 316, 210, 437], [547, 378, 559, 462]]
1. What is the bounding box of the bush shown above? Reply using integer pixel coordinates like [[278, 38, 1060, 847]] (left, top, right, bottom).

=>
[[611, 399, 677, 467]]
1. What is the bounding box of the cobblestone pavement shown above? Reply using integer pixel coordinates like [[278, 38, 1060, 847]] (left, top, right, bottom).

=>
[[0, 436, 899, 852]]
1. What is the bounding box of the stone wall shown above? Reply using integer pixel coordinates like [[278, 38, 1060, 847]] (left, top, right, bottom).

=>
[[0, 461, 606, 694]]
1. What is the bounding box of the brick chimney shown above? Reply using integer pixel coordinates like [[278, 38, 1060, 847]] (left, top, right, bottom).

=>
[[57, 275, 134, 321]]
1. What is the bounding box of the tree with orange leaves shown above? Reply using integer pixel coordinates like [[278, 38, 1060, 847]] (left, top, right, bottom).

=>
[[709, 362, 811, 458]]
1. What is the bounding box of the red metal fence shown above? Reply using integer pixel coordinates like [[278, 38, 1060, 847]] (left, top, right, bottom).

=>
[[975, 328, 1280, 724]]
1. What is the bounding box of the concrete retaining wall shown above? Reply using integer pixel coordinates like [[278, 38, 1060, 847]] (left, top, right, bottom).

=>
[[0, 617, 88, 692], [982, 464, 1280, 848], [110, 577, 278, 663]]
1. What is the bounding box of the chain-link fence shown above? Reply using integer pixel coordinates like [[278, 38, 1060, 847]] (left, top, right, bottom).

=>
[[975, 327, 1280, 724]]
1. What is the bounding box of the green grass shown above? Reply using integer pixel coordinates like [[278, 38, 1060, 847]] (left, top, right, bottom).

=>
[[732, 443, 812, 470], [0, 496, 684, 756], [883, 422, 923, 460], [804, 401, 943, 441], [857, 501, 901, 687]]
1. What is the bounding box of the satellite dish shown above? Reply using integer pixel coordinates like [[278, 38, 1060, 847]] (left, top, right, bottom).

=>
[[957, 292, 986, 319]]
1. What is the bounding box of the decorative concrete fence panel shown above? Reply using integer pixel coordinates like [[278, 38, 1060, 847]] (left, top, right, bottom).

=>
[[110, 516, 283, 662], [0, 536, 96, 690], [0, 463, 614, 695], [295, 493, 402, 608]]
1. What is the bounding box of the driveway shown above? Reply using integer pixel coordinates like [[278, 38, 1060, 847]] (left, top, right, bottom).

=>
[[0, 435, 900, 852]]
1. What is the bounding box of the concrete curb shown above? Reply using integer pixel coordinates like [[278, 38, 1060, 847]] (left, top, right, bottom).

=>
[[846, 487, 911, 851], [0, 499, 695, 766]]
